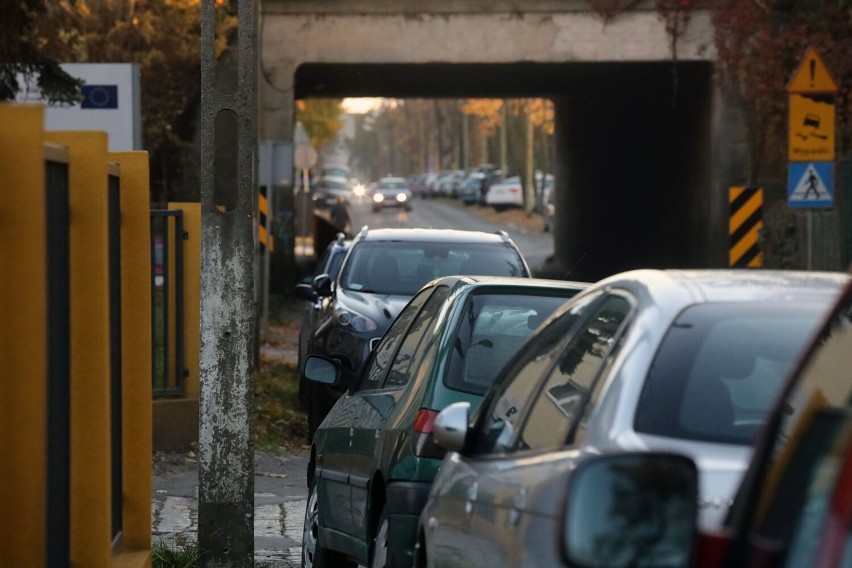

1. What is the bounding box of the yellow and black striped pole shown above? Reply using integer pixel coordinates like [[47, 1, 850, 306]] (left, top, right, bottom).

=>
[[259, 185, 275, 253], [729, 186, 763, 268]]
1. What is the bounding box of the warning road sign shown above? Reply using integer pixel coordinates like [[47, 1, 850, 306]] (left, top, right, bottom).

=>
[[789, 94, 835, 161], [788, 162, 834, 209], [787, 47, 838, 94]]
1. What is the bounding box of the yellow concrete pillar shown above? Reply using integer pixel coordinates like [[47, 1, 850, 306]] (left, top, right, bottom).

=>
[[0, 104, 48, 566], [111, 151, 153, 560], [47, 131, 112, 568]]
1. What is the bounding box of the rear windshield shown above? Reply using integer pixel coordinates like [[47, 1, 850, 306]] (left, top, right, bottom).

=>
[[634, 303, 824, 446], [339, 241, 528, 295], [444, 292, 575, 395]]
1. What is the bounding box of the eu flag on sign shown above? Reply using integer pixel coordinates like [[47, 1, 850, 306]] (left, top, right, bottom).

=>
[[81, 85, 118, 109]]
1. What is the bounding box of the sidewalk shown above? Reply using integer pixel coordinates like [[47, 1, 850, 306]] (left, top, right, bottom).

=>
[[151, 326, 310, 566]]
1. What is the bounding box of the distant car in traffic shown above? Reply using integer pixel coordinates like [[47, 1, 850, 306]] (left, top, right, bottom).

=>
[[301, 275, 587, 568], [372, 176, 413, 212], [297, 226, 532, 439], [313, 175, 351, 208], [416, 269, 849, 568]]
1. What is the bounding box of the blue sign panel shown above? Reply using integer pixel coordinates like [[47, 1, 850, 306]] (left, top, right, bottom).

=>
[[788, 161, 834, 208], [81, 85, 118, 109]]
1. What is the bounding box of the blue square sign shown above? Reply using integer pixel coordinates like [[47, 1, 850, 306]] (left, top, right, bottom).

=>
[[789, 162, 834, 208]]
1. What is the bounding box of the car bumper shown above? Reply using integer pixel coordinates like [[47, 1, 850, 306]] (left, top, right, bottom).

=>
[[386, 480, 433, 567]]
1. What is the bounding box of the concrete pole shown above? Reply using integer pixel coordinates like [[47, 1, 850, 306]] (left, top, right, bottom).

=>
[[500, 100, 508, 174], [198, 0, 256, 565]]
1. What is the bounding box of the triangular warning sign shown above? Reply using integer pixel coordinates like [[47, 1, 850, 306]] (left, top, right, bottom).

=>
[[790, 164, 829, 201], [787, 47, 838, 93]]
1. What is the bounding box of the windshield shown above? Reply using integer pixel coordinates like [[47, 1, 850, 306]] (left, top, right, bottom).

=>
[[339, 241, 528, 295], [634, 303, 825, 446], [378, 179, 408, 190]]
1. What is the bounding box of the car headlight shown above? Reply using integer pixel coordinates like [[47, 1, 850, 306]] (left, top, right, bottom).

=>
[[396, 193, 407, 202], [373, 193, 384, 202], [334, 307, 378, 332], [353, 184, 366, 197]]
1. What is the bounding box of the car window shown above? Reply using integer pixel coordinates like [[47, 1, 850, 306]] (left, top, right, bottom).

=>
[[634, 303, 826, 446], [340, 241, 528, 295], [470, 292, 602, 456], [443, 291, 573, 395], [358, 287, 434, 392], [385, 286, 450, 388], [517, 294, 632, 451], [327, 248, 347, 280]]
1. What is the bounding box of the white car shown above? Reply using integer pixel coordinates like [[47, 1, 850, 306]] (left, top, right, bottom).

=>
[[485, 175, 523, 211]]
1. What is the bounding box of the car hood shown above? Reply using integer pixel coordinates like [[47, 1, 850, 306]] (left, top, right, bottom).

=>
[[337, 288, 411, 328]]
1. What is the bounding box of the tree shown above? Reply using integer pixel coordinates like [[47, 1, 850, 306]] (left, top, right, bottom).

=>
[[23, 0, 237, 203], [0, 0, 81, 104], [295, 98, 344, 148]]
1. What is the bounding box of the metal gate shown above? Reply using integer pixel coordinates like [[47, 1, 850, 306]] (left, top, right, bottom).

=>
[[150, 210, 187, 397]]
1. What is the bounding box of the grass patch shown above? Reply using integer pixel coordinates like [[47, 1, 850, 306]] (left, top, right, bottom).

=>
[[255, 358, 309, 451], [152, 536, 199, 568], [152, 537, 276, 567]]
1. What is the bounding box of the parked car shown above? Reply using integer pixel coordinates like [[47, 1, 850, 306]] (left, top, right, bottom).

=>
[[372, 176, 413, 212], [416, 269, 849, 568], [485, 175, 523, 211], [294, 233, 351, 412], [300, 275, 588, 568], [458, 173, 485, 205], [560, 277, 852, 568], [299, 226, 532, 439]]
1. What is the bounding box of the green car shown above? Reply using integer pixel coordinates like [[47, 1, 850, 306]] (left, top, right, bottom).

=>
[[300, 275, 587, 568]]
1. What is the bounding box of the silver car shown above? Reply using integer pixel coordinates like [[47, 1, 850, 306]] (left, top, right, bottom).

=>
[[416, 269, 849, 568]]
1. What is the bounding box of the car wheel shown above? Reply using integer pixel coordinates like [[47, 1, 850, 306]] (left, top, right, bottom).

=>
[[302, 482, 355, 568], [370, 507, 391, 568]]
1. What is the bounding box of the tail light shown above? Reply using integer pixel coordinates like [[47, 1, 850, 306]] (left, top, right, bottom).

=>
[[412, 408, 446, 459]]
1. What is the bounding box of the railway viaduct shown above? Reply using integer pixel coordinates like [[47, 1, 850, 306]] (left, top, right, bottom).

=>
[[258, 0, 744, 281]]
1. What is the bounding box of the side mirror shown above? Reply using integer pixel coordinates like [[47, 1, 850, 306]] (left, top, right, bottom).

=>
[[294, 282, 316, 302], [433, 402, 470, 453], [302, 355, 341, 387], [313, 274, 332, 297], [563, 452, 698, 568]]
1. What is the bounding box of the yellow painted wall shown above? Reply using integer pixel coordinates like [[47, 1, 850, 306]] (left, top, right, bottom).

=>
[[111, 151, 153, 562], [47, 131, 113, 568], [0, 104, 48, 566]]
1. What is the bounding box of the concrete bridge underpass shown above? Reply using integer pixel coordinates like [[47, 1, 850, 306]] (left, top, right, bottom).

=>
[[259, 1, 746, 283]]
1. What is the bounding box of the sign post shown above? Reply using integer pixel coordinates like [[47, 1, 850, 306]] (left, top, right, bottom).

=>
[[786, 47, 838, 268]]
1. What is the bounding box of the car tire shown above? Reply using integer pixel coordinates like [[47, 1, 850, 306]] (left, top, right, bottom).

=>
[[370, 507, 392, 568], [302, 482, 356, 568]]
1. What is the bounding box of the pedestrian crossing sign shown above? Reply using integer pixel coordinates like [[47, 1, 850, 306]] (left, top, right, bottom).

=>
[[788, 161, 834, 208]]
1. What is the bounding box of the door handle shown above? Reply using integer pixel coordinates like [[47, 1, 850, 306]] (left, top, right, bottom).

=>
[[465, 481, 478, 515], [509, 488, 526, 526]]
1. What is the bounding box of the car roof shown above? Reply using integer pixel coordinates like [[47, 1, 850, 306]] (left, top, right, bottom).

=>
[[353, 227, 519, 245], [590, 268, 848, 307]]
